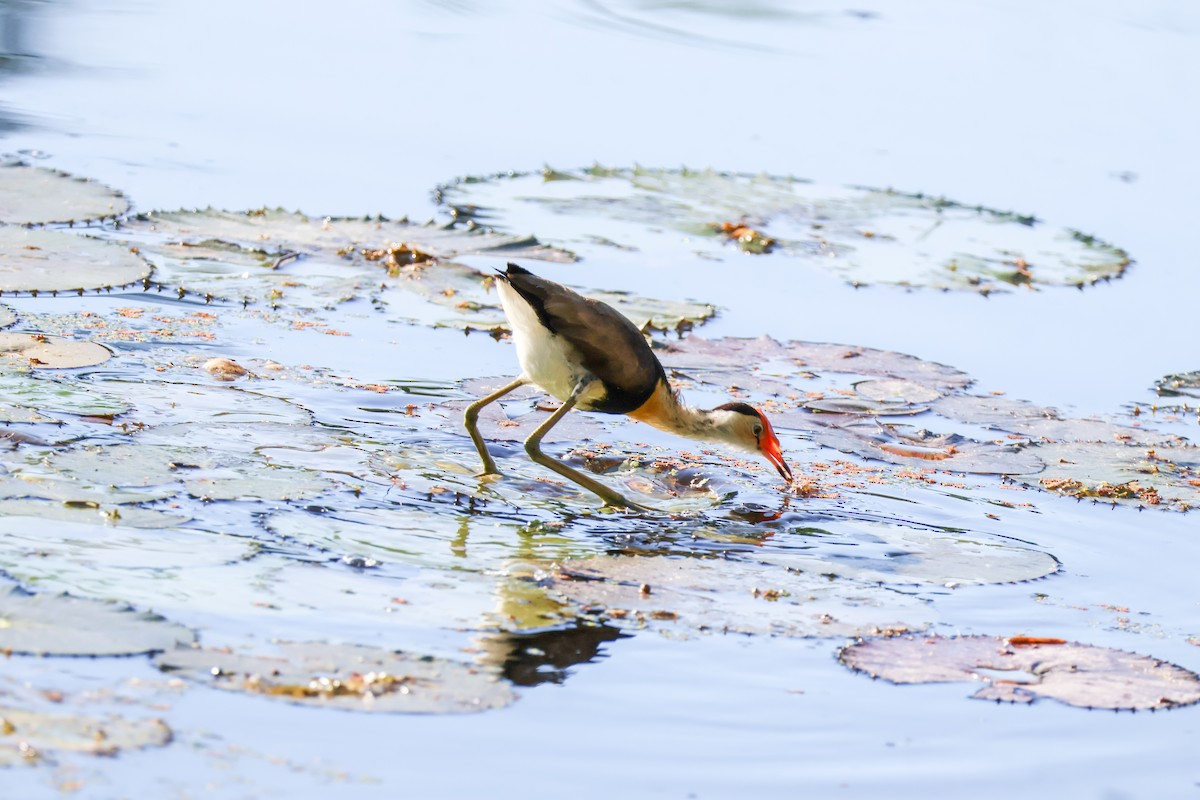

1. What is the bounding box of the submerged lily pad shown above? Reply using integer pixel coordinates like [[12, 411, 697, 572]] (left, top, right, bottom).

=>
[[839, 635, 1200, 710], [0, 705, 171, 765], [0, 165, 130, 225], [155, 641, 515, 713], [440, 167, 1131, 293], [0, 227, 151, 293], [547, 554, 930, 639], [0, 333, 111, 370], [0, 584, 194, 656], [756, 520, 1060, 586]]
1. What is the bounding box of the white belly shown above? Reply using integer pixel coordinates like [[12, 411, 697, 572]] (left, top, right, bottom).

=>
[[498, 280, 606, 408]]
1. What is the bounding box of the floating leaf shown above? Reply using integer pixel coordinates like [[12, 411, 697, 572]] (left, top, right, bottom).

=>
[[0, 374, 128, 422], [1028, 442, 1200, 510], [1155, 371, 1200, 399], [809, 419, 1044, 475], [756, 520, 1060, 586], [0, 517, 253, 604], [0, 332, 111, 370], [546, 555, 930, 639], [0, 498, 189, 528], [155, 641, 515, 713], [839, 635, 1200, 710], [0, 705, 171, 765], [0, 165, 130, 225], [855, 378, 942, 404], [0, 584, 194, 656], [440, 167, 1131, 293], [0, 227, 151, 293]]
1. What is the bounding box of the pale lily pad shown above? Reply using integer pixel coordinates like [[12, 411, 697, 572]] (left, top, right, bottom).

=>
[[802, 397, 930, 416], [546, 555, 930, 639], [0, 584, 194, 656], [0, 498, 189, 528], [855, 378, 942, 404], [1156, 371, 1200, 399], [440, 167, 1130, 293], [0, 705, 171, 765], [756, 521, 1060, 586], [839, 635, 1200, 710], [0, 517, 253, 604], [0, 165, 130, 225], [0, 332, 111, 370], [0, 227, 151, 293], [1028, 442, 1200, 511], [155, 641, 515, 713], [0, 306, 15, 329], [0, 374, 128, 422], [810, 419, 1045, 475], [90, 380, 312, 428]]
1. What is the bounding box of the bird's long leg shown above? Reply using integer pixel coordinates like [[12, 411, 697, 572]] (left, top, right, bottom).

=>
[[524, 380, 649, 511], [464, 376, 529, 475]]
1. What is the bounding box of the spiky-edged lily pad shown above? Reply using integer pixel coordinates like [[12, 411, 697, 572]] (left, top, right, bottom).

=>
[[155, 641, 514, 713], [839, 635, 1200, 710], [0, 165, 129, 225], [810, 419, 1044, 475], [0, 584, 194, 656], [0, 706, 171, 765], [546, 555, 930, 639], [0, 228, 150, 293], [757, 521, 1059, 586], [0, 306, 15, 329], [440, 167, 1131, 293], [0, 333, 111, 370], [115, 208, 572, 309], [0, 374, 128, 422], [1028, 442, 1200, 511]]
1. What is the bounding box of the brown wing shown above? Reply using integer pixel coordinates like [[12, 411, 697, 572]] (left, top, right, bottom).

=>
[[503, 264, 666, 413]]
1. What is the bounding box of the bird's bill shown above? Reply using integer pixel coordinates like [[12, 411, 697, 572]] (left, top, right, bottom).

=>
[[761, 431, 793, 483]]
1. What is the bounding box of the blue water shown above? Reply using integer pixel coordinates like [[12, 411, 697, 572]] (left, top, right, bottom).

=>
[[2, 2, 1198, 797]]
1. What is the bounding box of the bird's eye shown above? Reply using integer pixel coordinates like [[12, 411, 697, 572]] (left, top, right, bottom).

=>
[[752, 423, 764, 439]]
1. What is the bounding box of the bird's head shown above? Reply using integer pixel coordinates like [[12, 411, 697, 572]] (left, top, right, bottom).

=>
[[713, 402, 793, 484]]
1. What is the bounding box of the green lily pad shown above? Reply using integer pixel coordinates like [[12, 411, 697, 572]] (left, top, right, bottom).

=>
[[439, 167, 1131, 293], [0, 333, 112, 370], [0, 705, 171, 765], [839, 635, 1200, 710], [0, 584, 194, 656], [0, 517, 250, 603], [155, 641, 515, 714], [0, 227, 151, 293], [0, 498, 189, 528], [756, 520, 1060, 586], [0, 165, 130, 225], [0, 374, 129, 422], [546, 554, 930, 639]]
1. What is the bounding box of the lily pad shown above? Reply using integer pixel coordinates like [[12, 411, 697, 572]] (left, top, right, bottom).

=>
[[756, 520, 1060, 586], [1155, 371, 1200, 399], [0, 165, 130, 225], [0, 584, 194, 656], [0, 705, 171, 765], [154, 641, 515, 713], [0, 332, 112, 370], [0, 227, 151, 293], [546, 555, 930, 639], [809, 419, 1045, 475], [0, 498, 189, 528], [839, 635, 1200, 710], [440, 167, 1131, 293], [0, 374, 129, 422], [1028, 442, 1200, 511]]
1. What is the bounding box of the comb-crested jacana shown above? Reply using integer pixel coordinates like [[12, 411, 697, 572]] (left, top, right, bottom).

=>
[[465, 263, 792, 509]]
